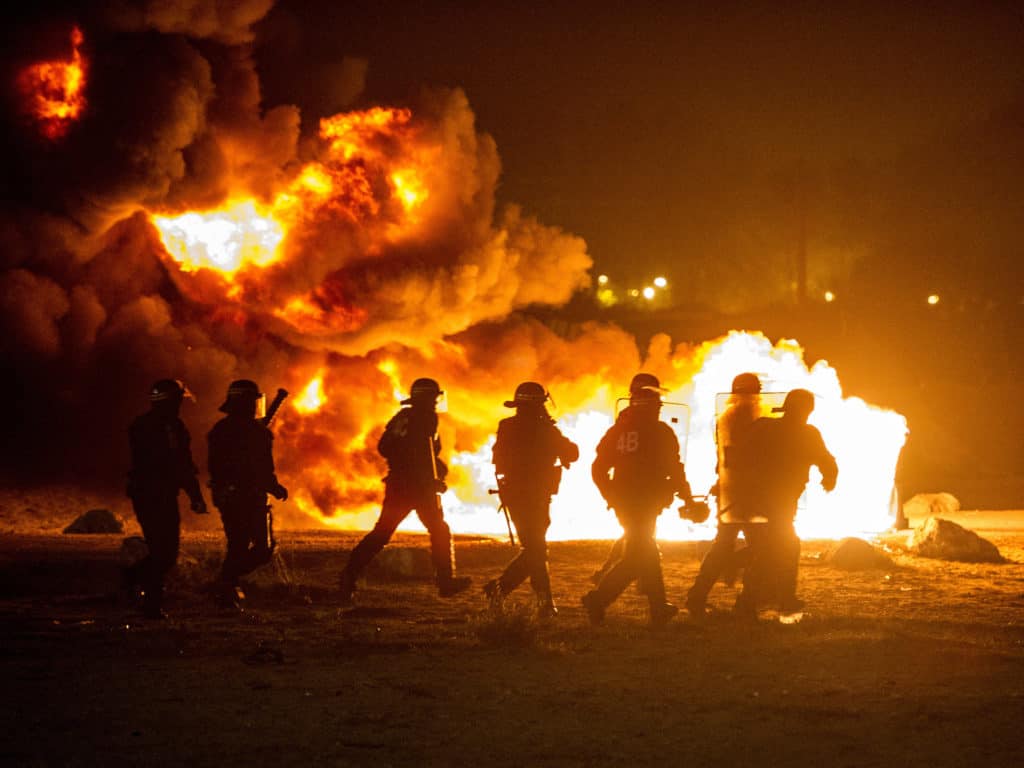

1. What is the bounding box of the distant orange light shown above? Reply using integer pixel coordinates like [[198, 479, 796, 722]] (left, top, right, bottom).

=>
[[17, 25, 88, 140], [824, 290, 836, 303], [927, 294, 940, 306]]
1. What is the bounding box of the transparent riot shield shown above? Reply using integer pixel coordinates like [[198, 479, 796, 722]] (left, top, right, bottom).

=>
[[712, 390, 785, 523]]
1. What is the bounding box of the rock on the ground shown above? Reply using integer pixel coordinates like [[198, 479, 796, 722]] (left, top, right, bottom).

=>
[[911, 517, 1003, 563], [827, 537, 894, 570], [63, 509, 124, 534]]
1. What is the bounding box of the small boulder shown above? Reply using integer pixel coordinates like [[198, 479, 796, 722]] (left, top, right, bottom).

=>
[[911, 517, 1003, 564], [827, 537, 893, 570], [63, 509, 124, 534]]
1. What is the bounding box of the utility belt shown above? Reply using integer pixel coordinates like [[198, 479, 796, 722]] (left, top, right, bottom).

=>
[[212, 483, 268, 508], [496, 464, 563, 498]]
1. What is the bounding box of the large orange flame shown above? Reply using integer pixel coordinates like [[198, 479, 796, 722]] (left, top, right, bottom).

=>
[[284, 332, 907, 542], [150, 106, 431, 283], [142, 104, 906, 543], [17, 26, 88, 140]]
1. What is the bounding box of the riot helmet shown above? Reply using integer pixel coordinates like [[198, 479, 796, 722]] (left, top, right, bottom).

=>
[[731, 372, 761, 395], [220, 379, 266, 418], [772, 388, 815, 421], [628, 372, 665, 406], [149, 378, 193, 403], [504, 381, 549, 409], [401, 377, 443, 407]]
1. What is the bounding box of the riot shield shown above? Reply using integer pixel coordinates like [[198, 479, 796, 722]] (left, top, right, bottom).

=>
[[712, 390, 784, 523]]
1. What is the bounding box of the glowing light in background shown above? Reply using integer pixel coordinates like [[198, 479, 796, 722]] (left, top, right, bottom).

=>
[[653, 276, 668, 288], [824, 290, 836, 303], [927, 294, 940, 306]]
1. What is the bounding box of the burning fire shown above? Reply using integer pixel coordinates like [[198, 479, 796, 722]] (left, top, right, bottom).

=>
[[143, 103, 906, 543], [149, 106, 431, 284], [294, 376, 326, 414], [151, 200, 284, 275], [16, 26, 88, 140], [281, 332, 907, 542]]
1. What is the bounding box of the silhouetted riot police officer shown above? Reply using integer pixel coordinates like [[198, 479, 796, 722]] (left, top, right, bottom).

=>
[[685, 371, 764, 617], [732, 388, 838, 617], [484, 382, 579, 617], [208, 379, 288, 609], [583, 373, 696, 627], [338, 378, 471, 604], [125, 378, 208, 619]]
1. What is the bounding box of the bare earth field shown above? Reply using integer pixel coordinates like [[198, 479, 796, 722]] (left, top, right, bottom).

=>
[[2, 494, 1023, 767]]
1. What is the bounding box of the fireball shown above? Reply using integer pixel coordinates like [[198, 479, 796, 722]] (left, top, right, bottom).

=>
[[17, 26, 88, 140]]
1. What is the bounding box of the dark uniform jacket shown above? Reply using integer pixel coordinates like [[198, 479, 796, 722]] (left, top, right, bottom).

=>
[[377, 407, 447, 493], [733, 416, 838, 521], [128, 410, 202, 501], [208, 415, 279, 502], [592, 406, 687, 514], [493, 414, 579, 497]]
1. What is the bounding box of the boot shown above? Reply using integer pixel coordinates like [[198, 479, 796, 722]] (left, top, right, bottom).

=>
[[536, 591, 558, 619], [338, 570, 357, 607], [684, 587, 708, 619], [214, 581, 242, 611], [649, 601, 678, 628], [141, 585, 166, 620], [483, 579, 505, 610], [438, 575, 472, 598], [581, 590, 605, 626]]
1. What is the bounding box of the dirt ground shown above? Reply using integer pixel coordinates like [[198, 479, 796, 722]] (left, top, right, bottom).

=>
[[2, 496, 1023, 767]]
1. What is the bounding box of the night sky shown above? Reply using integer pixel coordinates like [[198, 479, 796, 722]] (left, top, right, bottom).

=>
[[257, 0, 1024, 309]]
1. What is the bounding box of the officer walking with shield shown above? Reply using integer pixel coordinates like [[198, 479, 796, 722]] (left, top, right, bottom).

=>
[[685, 372, 764, 617], [484, 381, 579, 617]]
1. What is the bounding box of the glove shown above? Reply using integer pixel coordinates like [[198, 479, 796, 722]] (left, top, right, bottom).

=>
[[678, 498, 710, 524], [270, 482, 289, 501], [191, 496, 209, 515]]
